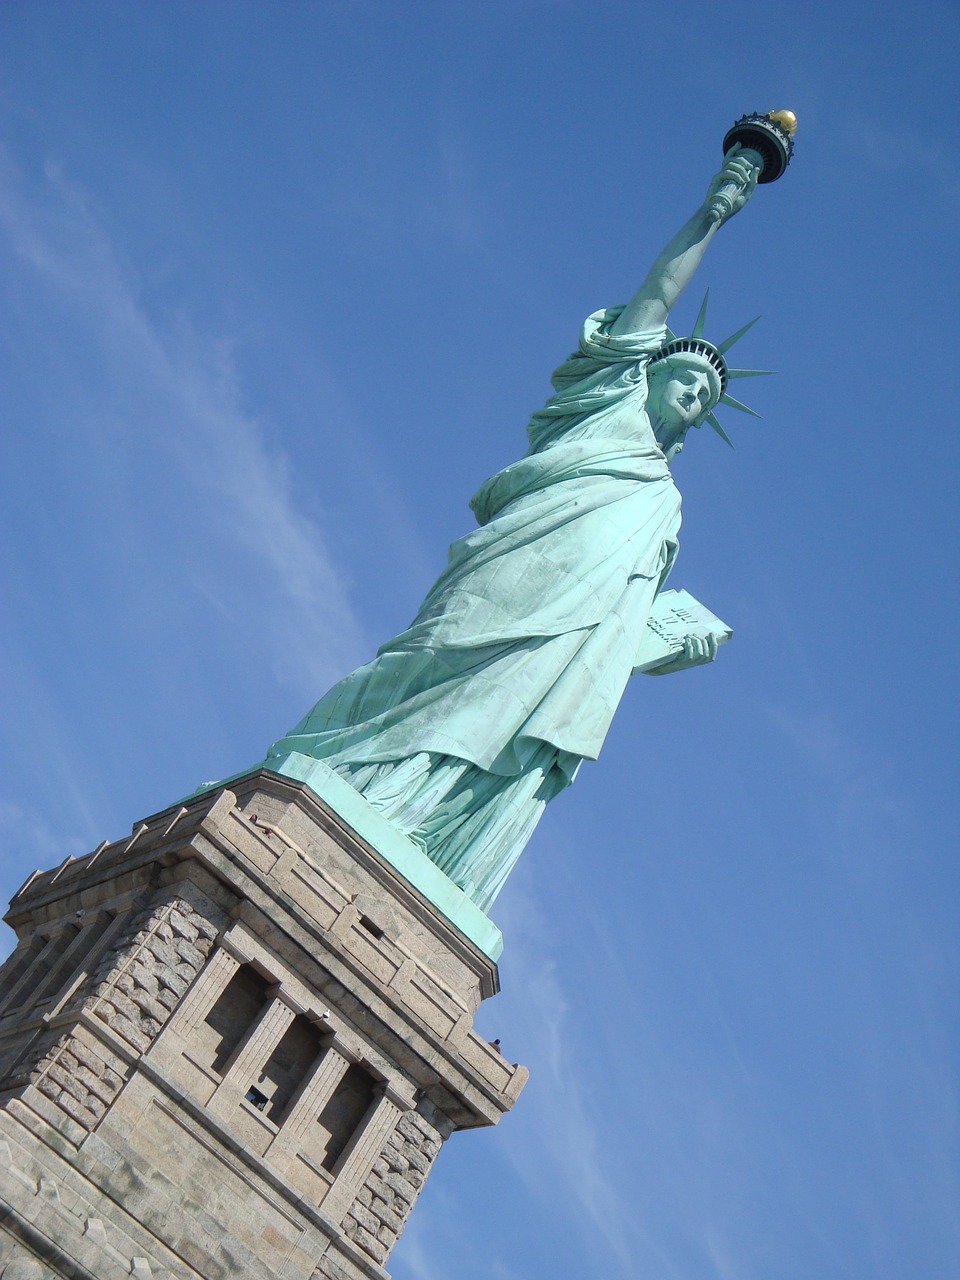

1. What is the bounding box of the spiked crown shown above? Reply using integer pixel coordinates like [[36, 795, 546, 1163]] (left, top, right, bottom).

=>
[[647, 290, 772, 447]]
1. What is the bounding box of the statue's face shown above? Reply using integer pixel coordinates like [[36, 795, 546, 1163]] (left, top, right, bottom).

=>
[[648, 360, 717, 459], [651, 365, 715, 428]]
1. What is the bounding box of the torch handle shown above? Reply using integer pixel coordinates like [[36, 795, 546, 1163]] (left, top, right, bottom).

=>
[[706, 146, 763, 225]]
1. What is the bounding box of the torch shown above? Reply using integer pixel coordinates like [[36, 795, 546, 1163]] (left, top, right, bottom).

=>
[[707, 109, 797, 224]]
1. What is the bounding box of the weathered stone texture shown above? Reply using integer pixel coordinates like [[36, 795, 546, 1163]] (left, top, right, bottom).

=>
[[87, 895, 218, 1053], [343, 1107, 445, 1262], [0, 1255, 56, 1280], [310, 1254, 357, 1280], [4, 894, 218, 1136]]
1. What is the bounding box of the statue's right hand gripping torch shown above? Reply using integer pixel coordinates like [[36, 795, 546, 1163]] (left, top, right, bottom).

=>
[[707, 109, 797, 224]]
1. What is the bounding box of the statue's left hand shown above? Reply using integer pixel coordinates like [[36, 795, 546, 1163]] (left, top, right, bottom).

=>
[[647, 631, 719, 676], [678, 632, 719, 667], [703, 144, 760, 226]]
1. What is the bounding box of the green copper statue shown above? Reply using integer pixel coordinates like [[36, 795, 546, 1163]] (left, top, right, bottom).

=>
[[263, 113, 796, 912]]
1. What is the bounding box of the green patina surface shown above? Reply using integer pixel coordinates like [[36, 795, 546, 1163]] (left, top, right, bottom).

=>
[[265, 751, 504, 960], [185, 759, 504, 961], [189, 117, 794, 941], [259, 134, 789, 916]]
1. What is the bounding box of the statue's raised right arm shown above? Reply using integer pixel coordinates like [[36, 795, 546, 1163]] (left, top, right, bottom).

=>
[[610, 146, 760, 337]]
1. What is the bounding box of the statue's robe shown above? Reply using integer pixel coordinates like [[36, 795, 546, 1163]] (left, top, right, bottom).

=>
[[266, 311, 680, 908]]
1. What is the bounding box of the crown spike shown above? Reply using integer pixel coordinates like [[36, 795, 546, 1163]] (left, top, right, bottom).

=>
[[705, 412, 735, 447], [652, 305, 769, 446], [691, 290, 710, 340], [717, 316, 761, 354], [719, 392, 763, 418]]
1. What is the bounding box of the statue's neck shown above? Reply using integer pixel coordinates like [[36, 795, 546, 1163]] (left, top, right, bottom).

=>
[[650, 415, 685, 462]]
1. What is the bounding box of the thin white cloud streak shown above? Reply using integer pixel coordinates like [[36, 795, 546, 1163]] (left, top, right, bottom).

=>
[[765, 702, 904, 868], [0, 797, 92, 961], [0, 146, 368, 701], [491, 882, 692, 1280], [412, 127, 484, 250], [390, 1224, 442, 1280], [0, 801, 86, 884], [763, 702, 960, 1273], [393, 1187, 529, 1280], [852, 121, 960, 202], [486, 816, 959, 1280]]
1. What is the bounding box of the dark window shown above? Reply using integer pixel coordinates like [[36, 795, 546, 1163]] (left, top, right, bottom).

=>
[[245, 1086, 269, 1111], [203, 964, 271, 1075], [37, 914, 116, 1010], [31, 926, 83, 1003], [315, 1064, 377, 1172], [0, 937, 47, 1012], [254, 1015, 326, 1124]]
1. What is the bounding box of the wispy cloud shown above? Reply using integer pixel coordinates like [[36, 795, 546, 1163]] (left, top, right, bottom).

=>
[[0, 800, 87, 880], [0, 145, 369, 700], [852, 120, 960, 199], [412, 126, 485, 250], [0, 798, 93, 960], [490, 882, 694, 1280], [766, 702, 904, 868]]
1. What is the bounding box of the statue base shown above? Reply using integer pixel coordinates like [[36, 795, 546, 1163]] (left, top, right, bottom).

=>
[[0, 770, 525, 1278], [243, 753, 502, 960]]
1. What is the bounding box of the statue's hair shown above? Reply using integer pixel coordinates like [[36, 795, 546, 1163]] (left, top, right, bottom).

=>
[[648, 338, 727, 398]]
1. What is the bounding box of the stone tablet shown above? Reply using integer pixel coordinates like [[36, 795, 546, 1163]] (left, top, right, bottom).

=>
[[633, 589, 733, 674]]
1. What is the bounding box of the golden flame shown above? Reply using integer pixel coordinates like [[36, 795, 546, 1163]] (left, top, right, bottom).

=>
[[766, 109, 798, 136]]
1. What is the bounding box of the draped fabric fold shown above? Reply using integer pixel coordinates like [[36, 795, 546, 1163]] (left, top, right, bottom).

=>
[[266, 313, 681, 908]]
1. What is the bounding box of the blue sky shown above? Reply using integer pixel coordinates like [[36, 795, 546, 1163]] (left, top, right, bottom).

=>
[[2, 3, 959, 1277]]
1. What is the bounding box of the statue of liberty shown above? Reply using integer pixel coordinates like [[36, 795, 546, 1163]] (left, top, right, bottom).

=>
[[262, 114, 796, 912]]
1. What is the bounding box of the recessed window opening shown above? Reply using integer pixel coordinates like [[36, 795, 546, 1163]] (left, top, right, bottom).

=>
[[245, 1086, 269, 1112], [256, 1015, 326, 1124], [203, 964, 271, 1075], [359, 916, 384, 940], [31, 925, 83, 1002], [0, 937, 47, 1011], [315, 1063, 377, 1173]]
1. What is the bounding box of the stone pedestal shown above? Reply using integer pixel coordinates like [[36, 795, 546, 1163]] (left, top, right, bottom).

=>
[[0, 771, 526, 1279]]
